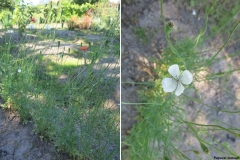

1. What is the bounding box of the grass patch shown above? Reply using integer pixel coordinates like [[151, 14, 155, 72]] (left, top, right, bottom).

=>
[[0, 1, 120, 159]]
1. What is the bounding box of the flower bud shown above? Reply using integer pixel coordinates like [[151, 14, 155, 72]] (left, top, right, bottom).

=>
[[58, 41, 60, 48], [166, 22, 174, 35], [200, 142, 210, 154], [193, 150, 200, 155], [61, 9, 64, 17], [163, 156, 170, 160], [236, 134, 240, 138]]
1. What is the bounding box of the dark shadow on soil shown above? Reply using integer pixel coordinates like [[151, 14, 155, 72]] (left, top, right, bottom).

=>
[[0, 96, 70, 160]]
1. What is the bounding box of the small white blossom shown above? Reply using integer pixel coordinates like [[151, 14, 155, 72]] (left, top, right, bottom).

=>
[[45, 25, 51, 30], [18, 69, 21, 73], [7, 30, 13, 33], [58, 53, 64, 58], [162, 64, 193, 96], [192, 10, 196, 16], [29, 24, 34, 29]]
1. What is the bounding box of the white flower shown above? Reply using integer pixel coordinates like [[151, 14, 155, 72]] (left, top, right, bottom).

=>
[[162, 64, 193, 96], [7, 30, 13, 33], [45, 25, 51, 30], [18, 69, 21, 73], [58, 53, 64, 58], [29, 24, 34, 29], [192, 10, 196, 16]]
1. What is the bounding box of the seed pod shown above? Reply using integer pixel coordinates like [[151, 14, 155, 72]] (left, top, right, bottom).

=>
[[61, 9, 64, 17], [163, 156, 170, 160], [166, 22, 174, 35], [236, 134, 240, 138], [200, 142, 210, 154], [193, 150, 200, 155], [58, 41, 60, 48], [50, 14, 53, 22]]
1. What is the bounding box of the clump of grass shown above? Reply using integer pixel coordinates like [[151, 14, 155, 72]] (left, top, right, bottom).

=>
[[123, 0, 240, 159]]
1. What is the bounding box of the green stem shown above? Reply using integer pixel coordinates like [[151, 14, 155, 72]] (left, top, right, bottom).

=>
[[193, 0, 218, 48], [199, 20, 240, 72], [183, 94, 240, 114], [121, 82, 155, 85], [184, 121, 240, 138], [160, 0, 186, 68]]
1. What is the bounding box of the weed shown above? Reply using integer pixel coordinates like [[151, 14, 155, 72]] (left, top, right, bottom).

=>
[[123, 0, 240, 159]]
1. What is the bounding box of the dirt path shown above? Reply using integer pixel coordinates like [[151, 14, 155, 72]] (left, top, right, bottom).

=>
[[121, 0, 240, 158]]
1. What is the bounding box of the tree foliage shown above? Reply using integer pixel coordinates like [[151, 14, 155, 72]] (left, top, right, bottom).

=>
[[0, 0, 14, 11], [72, 0, 101, 6], [61, 1, 93, 21]]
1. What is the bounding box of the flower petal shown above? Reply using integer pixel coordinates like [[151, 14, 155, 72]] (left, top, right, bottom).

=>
[[175, 83, 185, 96], [180, 70, 193, 85], [162, 78, 178, 92], [168, 64, 180, 79]]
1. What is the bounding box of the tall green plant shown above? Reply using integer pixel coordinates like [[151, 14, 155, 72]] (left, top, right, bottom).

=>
[[12, 2, 34, 34], [123, 0, 240, 159], [0, 0, 14, 11], [0, 10, 13, 29]]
